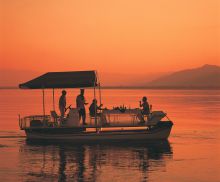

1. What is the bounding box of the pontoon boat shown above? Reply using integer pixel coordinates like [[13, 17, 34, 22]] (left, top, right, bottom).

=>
[[18, 71, 173, 142]]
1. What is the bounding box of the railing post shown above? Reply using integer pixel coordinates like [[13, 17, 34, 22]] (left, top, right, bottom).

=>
[[18, 114, 21, 129], [52, 88, 55, 111], [94, 85, 97, 132], [42, 88, 46, 126]]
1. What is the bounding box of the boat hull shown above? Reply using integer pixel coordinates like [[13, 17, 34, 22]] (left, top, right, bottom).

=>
[[25, 121, 173, 143]]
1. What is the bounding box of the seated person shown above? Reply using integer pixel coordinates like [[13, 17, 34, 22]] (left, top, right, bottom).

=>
[[138, 96, 151, 123], [139, 96, 150, 115], [89, 99, 103, 117], [89, 99, 107, 125]]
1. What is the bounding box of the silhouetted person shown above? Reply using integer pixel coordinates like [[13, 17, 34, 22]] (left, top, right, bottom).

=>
[[138, 96, 150, 123], [89, 99, 103, 117], [89, 99, 107, 125], [59, 90, 67, 118], [139, 96, 150, 115], [76, 89, 88, 125]]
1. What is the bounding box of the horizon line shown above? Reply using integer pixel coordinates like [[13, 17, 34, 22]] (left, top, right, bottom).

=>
[[1, 86, 220, 90]]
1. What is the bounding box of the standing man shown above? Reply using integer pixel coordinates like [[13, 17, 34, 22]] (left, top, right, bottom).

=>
[[59, 90, 67, 119], [76, 89, 88, 125]]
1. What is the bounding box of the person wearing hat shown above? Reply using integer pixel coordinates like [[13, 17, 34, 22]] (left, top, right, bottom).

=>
[[59, 90, 67, 118], [76, 89, 88, 125]]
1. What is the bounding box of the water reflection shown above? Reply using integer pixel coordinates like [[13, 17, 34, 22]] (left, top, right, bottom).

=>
[[19, 141, 173, 182]]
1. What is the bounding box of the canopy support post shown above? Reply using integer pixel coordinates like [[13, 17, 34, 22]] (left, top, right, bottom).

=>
[[52, 88, 55, 111], [98, 82, 102, 107], [42, 88, 46, 125], [95, 71, 102, 106], [93, 82, 98, 132], [95, 71, 103, 132]]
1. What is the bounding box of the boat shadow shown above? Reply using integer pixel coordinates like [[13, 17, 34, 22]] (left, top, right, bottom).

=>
[[19, 140, 173, 182]]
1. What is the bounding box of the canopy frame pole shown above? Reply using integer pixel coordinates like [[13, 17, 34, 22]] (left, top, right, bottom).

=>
[[94, 82, 97, 132], [95, 70, 102, 131], [96, 71, 102, 107], [52, 88, 55, 111], [98, 83, 102, 106], [98, 83, 102, 129], [42, 88, 46, 125]]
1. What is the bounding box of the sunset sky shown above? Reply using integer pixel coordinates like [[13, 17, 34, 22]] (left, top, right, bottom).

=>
[[0, 0, 220, 85]]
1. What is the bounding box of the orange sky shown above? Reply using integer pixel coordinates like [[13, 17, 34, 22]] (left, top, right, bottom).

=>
[[0, 0, 220, 75]]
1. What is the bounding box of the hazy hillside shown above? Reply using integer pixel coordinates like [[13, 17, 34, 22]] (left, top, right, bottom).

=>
[[147, 64, 220, 88], [0, 69, 167, 88], [1, 65, 220, 88]]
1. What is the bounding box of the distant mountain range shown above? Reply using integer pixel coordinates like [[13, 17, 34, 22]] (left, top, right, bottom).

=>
[[0, 64, 219, 89], [0, 69, 166, 88], [146, 64, 220, 89]]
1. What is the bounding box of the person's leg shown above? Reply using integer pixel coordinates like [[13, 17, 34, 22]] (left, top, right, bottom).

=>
[[137, 113, 145, 123], [146, 114, 150, 121], [59, 107, 65, 125], [82, 109, 87, 125], [78, 109, 82, 122], [59, 107, 64, 117], [60, 107, 65, 118]]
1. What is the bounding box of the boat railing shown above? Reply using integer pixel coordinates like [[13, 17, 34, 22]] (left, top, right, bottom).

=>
[[101, 113, 139, 126], [19, 115, 51, 130], [18, 110, 168, 129], [99, 110, 169, 127], [19, 113, 140, 129]]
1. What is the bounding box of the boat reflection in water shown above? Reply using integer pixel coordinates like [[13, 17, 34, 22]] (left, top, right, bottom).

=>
[[19, 140, 173, 182]]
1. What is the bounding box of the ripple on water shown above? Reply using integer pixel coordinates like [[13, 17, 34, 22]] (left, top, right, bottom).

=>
[[0, 144, 8, 147]]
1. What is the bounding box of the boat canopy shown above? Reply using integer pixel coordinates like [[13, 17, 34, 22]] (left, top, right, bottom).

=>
[[19, 71, 97, 89]]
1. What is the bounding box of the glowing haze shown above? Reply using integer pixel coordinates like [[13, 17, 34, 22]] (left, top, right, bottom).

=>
[[0, 0, 219, 85]]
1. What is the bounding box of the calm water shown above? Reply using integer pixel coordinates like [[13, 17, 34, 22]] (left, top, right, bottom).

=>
[[0, 89, 220, 182]]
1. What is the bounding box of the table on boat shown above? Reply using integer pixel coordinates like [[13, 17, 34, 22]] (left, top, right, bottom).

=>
[[102, 109, 142, 125]]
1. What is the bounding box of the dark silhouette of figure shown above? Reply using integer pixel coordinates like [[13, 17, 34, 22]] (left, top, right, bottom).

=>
[[59, 90, 67, 118], [89, 99, 103, 117], [139, 96, 150, 115], [138, 96, 150, 123], [76, 89, 88, 125], [89, 99, 108, 125]]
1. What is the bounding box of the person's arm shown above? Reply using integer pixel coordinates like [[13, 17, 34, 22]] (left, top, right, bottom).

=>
[[97, 104, 103, 110], [89, 104, 92, 112], [139, 101, 142, 107], [83, 97, 88, 105]]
